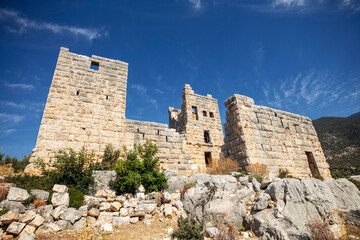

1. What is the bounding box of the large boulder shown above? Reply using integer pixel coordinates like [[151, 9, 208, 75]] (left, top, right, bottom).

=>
[[0, 210, 19, 225], [51, 192, 70, 207], [60, 208, 83, 224], [92, 170, 116, 194], [30, 189, 49, 201], [6, 222, 26, 235], [0, 200, 26, 213], [52, 185, 68, 193], [7, 187, 29, 201], [20, 210, 36, 223]]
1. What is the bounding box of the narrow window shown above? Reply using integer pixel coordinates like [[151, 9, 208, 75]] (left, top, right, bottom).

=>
[[280, 118, 284, 128], [209, 112, 214, 118], [204, 152, 212, 167], [142, 134, 145, 140], [166, 136, 168, 142], [306, 152, 320, 177], [90, 61, 99, 70], [76, 90, 79, 96], [192, 106, 198, 120], [255, 112, 260, 123], [106, 95, 109, 100], [203, 111, 207, 117], [204, 130, 211, 143], [157, 130, 160, 135]]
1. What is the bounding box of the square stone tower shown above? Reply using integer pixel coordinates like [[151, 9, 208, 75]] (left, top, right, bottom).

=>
[[25, 47, 128, 174], [169, 84, 224, 173]]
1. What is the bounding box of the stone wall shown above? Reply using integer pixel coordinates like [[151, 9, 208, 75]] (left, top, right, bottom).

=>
[[222, 94, 331, 178], [169, 84, 224, 173]]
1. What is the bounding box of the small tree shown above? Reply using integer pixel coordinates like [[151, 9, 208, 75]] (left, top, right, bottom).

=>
[[91, 144, 121, 170], [111, 141, 167, 195], [46, 148, 94, 193], [171, 217, 204, 240]]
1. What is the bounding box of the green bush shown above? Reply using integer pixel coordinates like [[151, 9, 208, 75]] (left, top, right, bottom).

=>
[[171, 216, 204, 240], [313, 174, 324, 181], [248, 173, 264, 183], [0, 153, 31, 173], [278, 169, 293, 179], [5, 175, 53, 193], [110, 141, 167, 195], [90, 144, 121, 170], [68, 187, 85, 209], [22, 195, 36, 207], [45, 148, 94, 194]]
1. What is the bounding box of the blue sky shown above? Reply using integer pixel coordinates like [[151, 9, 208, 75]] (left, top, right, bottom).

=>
[[0, 0, 359, 159]]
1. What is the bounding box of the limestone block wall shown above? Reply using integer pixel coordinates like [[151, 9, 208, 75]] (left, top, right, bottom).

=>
[[25, 47, 129, 174], [169, 84, 224, 173], [222, 94, 331, 178]]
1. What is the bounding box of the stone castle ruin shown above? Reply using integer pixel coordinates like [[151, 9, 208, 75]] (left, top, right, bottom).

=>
[[25, 48, 331, 178]]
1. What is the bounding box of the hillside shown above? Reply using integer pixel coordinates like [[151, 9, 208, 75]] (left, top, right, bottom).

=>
[[313, 113, 360, 175]]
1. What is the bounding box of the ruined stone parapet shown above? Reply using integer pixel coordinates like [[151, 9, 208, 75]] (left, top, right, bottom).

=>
[[222, 94, 331, 178], [169, 84, 224, 173]]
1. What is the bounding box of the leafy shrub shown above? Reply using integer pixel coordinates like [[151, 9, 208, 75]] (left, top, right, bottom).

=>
[[0, 186, 9, 201], [248, 163, 269, 176], [22, 194, 36, 207], [249, 173, 264, 183], [171, 216, 204, 240], [307, 220, 335, 240], [68, 187, 85, 209], [0, 153, 30, 173], [45, 148, 94, 194], [5, 175, 53, 193], [110, 141, 167, 195], [90, 144, 121, 170], [33, 199, 46, 209], [278, 169, 293, 179], [207, 158, 239, 175]]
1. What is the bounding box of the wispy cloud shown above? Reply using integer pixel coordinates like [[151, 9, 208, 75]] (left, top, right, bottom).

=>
[[0, 113, 24, 124], [131, 84, 147, 93], [0, 100, 45, 112], [262, 70, 360, 111], [0, 129, 17, 134], [148, 98, 159, 109], [188, 0, 202, 11], [273, 0, 306, 7], [0, 8, 105, 41], [154, 88, 164, 94], [339, 0, 360, 12], [4, 82, 35, 90]]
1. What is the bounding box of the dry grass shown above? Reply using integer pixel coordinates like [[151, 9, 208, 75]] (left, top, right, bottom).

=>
[[207, 158, 239, 175], [248, 163, 268, 176], [218, 223, 239, 240], [0, 186, 9, 202], [308, 220, 335, 240], [33, 199, 46, 208], [0, 164, 15, 176]]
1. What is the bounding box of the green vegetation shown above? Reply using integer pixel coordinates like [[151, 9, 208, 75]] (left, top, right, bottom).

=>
[[5, 175, 53, 193], [22, 195, 36, 207], [248, 173, 264, 183], [313, 174, 324, 181], [90, 144, 121, 170], [171, 217, 204, 240], [68, 187, 85, 208], [313, 114, 360, 175], [45, 148, 94, 194], [0, 208, 9, 217], [0, 153, 31, 173], [110, 141, 167, 195], [278, 169, 293, 179]]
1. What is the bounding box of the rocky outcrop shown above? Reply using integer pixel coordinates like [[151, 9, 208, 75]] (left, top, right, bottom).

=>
[[166, 171, 360, 239]]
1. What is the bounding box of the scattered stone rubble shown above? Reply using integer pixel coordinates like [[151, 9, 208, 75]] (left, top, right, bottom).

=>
[[1, 170, 360, 239]]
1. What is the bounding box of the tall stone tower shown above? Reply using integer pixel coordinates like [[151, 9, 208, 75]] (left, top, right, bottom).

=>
[[169, 84, 224, 173], [25, 47, 128, 174]]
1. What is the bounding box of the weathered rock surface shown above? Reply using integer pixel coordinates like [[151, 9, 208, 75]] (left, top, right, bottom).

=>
[[0, 200, 26, 213], [60, 208, 82, 224], [92, 170, 117, 194], [51, 192, 69, 207], [30, 189, 49, 201], [7, 187, 29, 201], [0, 210, 19, 225], [7, 221, 26, 235], [52, 184, 68, 193]]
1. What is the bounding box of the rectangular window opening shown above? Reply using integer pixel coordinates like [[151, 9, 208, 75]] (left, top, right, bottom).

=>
[[106, 95, 109, 100], [76, 90, 79, 96], [204, 130, 211, 143], [90, 61, 99, 71], [157, 130, 160, 135], [204, 152, 212, 167], [255, 112, 260, 123], [192, 106, 198, 120], [209, 112, 214, 118], [203, 111, 207, 117], [142, 134, 145, 140]]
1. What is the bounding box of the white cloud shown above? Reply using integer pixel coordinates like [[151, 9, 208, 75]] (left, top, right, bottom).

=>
[[339, 0, 360, 12], [0, 129, 17, 134], [154, 88, 164, 94], [273, 0, 307, 7], [131, 84, 147, 93], [0, 113, 24, 124], [188, 0, 202, 10], [0, 8, 104, 41], [148, 98, 159, 109], [0, 100, 45, 112], [4, 82, 35, 90]]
